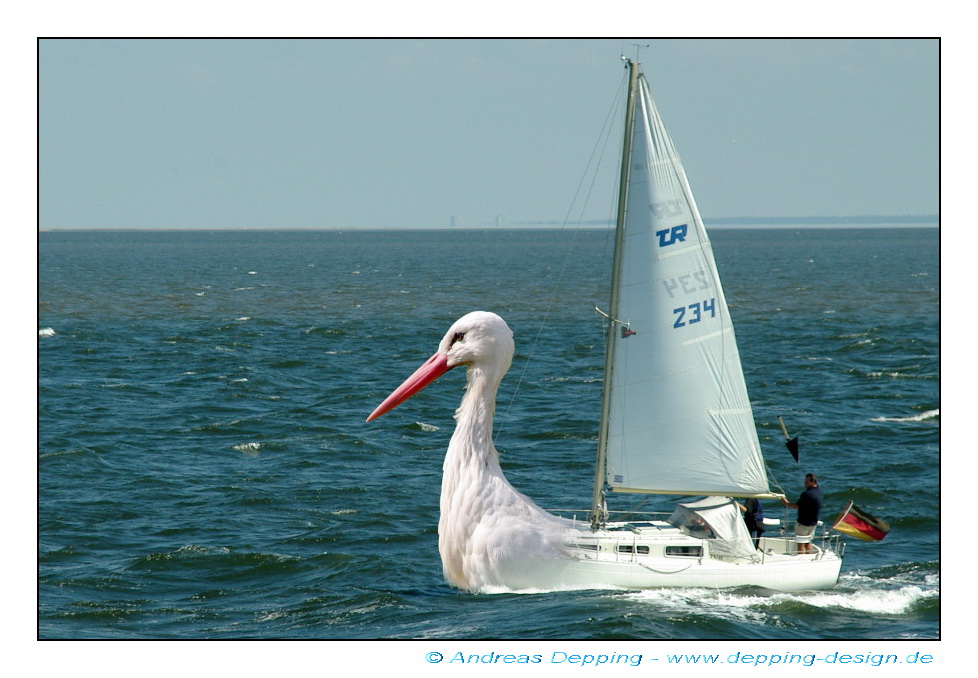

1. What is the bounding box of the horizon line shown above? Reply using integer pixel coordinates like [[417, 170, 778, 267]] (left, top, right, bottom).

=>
[[39, 214, 940, 232]]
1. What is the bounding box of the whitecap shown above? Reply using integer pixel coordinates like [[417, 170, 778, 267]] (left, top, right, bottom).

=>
[[785, 585, 937, 615], [872, 409, 939, 423], [233, 442, 263, 456], [39, 327, 56, 337], [417, 422, 440, 432], [256, 610, 289, 622]]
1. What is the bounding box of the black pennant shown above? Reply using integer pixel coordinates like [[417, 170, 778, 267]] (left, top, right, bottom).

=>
[[778, 416, 800, 462], [786, 436, 799, 462]]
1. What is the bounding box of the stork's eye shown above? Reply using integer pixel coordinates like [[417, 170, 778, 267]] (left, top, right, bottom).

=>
[[451, 332, 465, 346]]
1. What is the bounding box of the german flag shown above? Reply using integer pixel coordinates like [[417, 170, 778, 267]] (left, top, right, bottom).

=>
[[830, 501, 890, 542]]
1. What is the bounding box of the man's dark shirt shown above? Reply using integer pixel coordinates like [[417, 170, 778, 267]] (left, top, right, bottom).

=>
[[796, 486, 823, 526]]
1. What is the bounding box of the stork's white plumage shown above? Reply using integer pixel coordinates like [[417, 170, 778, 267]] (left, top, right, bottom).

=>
[[367, 311, 579, 591]]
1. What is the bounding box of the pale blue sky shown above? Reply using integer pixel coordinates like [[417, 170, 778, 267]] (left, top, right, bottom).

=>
[[39, 38, 938, 229]]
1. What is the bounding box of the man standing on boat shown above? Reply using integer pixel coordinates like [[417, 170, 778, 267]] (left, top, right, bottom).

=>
[[739, 498, 765, 550], [782, 474, 823, 554]]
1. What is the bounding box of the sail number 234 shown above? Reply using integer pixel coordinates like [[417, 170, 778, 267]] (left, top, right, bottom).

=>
[[673, 298, 716, 329]]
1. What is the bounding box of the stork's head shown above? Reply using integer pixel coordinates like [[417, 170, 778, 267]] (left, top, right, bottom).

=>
[[366, 311, 514, 422]]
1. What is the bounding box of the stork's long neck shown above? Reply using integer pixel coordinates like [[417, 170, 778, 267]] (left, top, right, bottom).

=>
[[436, 362, 508, 590], [447, 364, 502, 471]]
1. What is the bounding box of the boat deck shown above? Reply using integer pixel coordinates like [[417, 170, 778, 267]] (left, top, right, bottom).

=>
[[562, 518, 843, 564]]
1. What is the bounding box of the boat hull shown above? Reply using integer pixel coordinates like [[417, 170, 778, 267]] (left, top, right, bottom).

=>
[[552, 547, 842, 592], [494, 522, 843, 593]]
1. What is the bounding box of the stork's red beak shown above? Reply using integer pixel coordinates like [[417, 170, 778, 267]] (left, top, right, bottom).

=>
[[366, 353, 452, 422]]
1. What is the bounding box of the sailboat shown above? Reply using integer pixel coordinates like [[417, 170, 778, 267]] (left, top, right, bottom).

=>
[[367, 59, 843, 592]]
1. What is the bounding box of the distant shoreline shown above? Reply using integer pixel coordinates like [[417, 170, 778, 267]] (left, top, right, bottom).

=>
[[39, 215, 939, 232]]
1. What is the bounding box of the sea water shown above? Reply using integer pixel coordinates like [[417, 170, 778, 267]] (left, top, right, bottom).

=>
[[38, 227, 938, 639]]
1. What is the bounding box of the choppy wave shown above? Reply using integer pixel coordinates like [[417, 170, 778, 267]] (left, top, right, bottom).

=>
[[764, 583, 936, 616], [872, 409, 939, 423], [233, 441, 263, 455]]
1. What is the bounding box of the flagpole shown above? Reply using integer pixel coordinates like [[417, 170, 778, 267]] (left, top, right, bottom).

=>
[[830, 500, 854, 531]]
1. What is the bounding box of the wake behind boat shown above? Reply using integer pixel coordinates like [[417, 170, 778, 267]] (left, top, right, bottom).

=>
[[366, 59, 843, 592]]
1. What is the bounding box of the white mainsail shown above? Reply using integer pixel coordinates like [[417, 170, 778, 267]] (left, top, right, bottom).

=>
[[598, 64, 771, 500]]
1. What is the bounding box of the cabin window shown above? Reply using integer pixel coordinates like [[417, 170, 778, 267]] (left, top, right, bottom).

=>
[[665, 546, 703, 558], [565, 542, 598, 551], [616, 544, 650, 555]]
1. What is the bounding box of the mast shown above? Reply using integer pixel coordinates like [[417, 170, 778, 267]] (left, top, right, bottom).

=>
[[591, 59, 640, 530]]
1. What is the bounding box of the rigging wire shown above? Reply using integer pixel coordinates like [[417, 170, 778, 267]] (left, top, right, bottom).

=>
[[494, 69, 628, 447]]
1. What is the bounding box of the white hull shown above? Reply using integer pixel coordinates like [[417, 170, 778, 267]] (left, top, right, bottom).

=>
[[559, 544, 840, 592], [502, 520, 842, 593]]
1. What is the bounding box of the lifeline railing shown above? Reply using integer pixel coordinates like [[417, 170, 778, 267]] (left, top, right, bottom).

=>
[[551, 509, 847, 561]]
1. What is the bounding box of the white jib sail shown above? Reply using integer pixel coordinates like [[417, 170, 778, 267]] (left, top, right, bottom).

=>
[[604, 73, 770, 497]]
